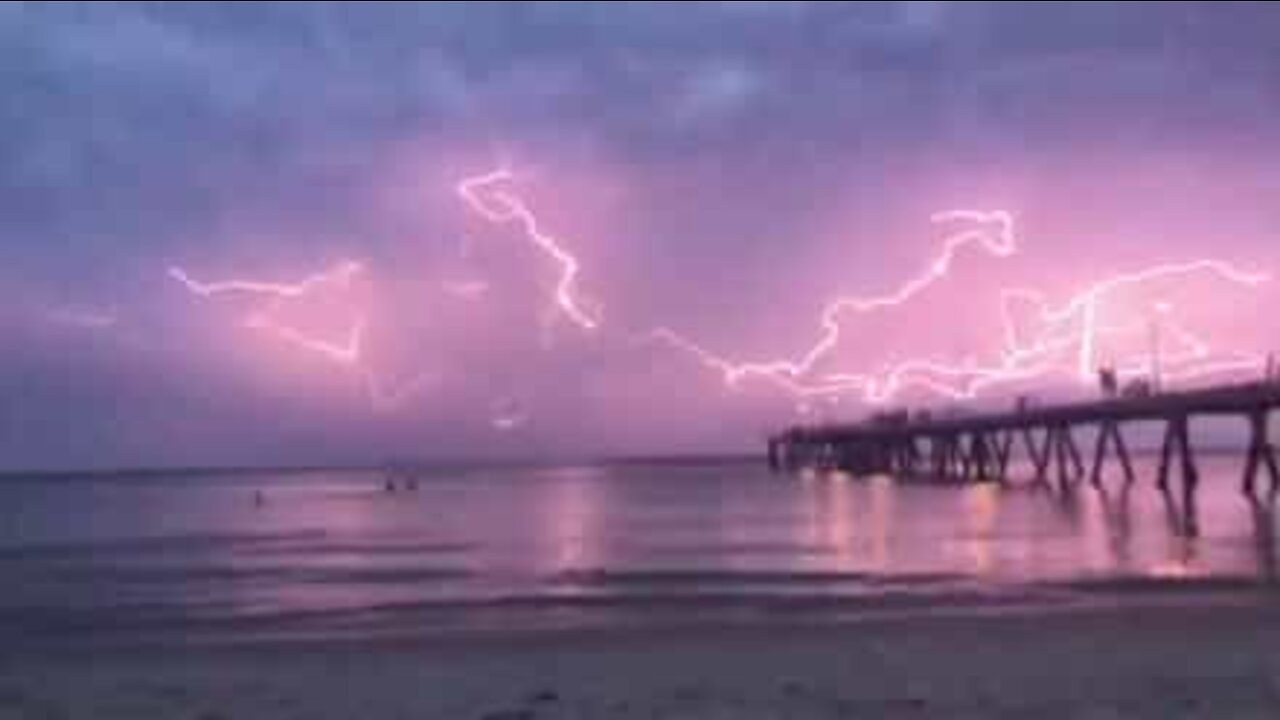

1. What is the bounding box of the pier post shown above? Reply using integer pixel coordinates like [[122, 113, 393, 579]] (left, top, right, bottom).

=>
[[1113, 422, 1136, 486], [1064, 426, 1085, 482], [933, 437, 945, 479], [994, 430, 1013, 483], [1174, 415, 1199, 532], [1025, 426, 1052, 485], [903, 437, 917, 476], [944, 435, 958, 480], [1054, 425, 1072, 490], [972, 432, 992, 481], [1243, 410, 1280, 497], [1154, 414, 1199, 506], [1157, 419, 1176, 491], [1092, 421, 1137, 487], [1089, 421, 1110, 487]]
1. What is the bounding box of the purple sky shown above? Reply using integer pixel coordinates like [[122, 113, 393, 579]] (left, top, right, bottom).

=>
[[4, 2, 1280, 470]]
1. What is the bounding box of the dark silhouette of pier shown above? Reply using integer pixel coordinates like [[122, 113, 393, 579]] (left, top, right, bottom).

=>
[[768, 380, 1280, 505]]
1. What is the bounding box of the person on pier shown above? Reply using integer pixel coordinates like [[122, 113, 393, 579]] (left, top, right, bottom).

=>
[[1098, 365, 1118, 398]]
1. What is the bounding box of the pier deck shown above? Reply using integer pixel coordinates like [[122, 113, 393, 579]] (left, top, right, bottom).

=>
[[769, 380, 1280, 503]]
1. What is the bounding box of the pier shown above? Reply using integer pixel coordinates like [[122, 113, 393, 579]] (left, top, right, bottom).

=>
[[768, 380, 1280, 504]]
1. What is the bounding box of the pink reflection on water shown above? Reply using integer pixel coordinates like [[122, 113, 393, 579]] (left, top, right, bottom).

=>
[[536, 466, 608, 574]]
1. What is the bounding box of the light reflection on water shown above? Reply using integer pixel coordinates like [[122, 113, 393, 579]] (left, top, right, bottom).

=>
[[0, 458, 1276, 640]]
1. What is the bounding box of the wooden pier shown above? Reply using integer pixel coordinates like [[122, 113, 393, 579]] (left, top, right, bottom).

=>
[[768, 380, 1280, 503]]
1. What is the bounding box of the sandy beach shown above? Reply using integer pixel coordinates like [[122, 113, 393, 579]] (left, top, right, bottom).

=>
[[5, 596, 1280, 719]]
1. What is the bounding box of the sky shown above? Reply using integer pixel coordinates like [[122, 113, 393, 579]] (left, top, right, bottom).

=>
[[4, 1, 1280, 470]]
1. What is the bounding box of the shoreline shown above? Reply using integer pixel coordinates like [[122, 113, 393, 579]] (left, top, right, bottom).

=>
[[6, 596, 1280, 718], [6, 575, 1279, 654]]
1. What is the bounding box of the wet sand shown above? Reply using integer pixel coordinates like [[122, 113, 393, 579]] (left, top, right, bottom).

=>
[[4, 595, 1280, 719]]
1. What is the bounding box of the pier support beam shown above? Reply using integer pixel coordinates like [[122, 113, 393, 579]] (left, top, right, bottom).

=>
[[1065, 426, 1085, 481], [1157, 419, 1176, 491], [1052, 424, 1084, 489], [1176, 416, 1199, 534], [947, 435, 964, 481], [1024, 427, 1052, 485], [1243, 409, 1280, 497], [993, 431, 1013, 484], [1090, 420, 1136, 488], [971, 432, 993, 481], [1113, 422, 1136, 486], [933, 435, 957, 480], [889, 440, 903, 476], [1053, 426, 1069, 490], [928, 436, 944, 479], [1156, 414, 1199, 519], [902, 437, 920, 477], [958, 435, 971, 481]]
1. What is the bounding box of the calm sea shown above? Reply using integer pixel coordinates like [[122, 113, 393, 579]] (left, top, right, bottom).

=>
[[0, 457, 1275, 648]]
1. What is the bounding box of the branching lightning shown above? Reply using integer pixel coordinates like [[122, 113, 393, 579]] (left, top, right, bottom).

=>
[[162, 164, 1273, 418], [167, 261, 439, 412], [167, 261, 364, 299], [457, 169, 600, 330], [649, 210, 1017, 392], [641, 209, 1269, 403], [168, 260, 367, 364]]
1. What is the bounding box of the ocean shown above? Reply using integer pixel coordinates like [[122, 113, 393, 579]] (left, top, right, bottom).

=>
[[0, 457, 1275, 649]]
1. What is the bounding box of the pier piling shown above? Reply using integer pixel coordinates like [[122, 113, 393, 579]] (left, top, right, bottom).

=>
[[769, 380, 1280, 509]]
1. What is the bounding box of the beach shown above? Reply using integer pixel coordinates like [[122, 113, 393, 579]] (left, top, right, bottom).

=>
[[5, 596, 1280, 719], [11, 0, 1280, 715]]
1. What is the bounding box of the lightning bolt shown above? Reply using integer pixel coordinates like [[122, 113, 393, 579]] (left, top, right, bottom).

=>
[[163, 166, 1273, 418], [168, 261, 440, 412], [646, 209, 1021, 396], [166, 261, 364, 299], [168, 260, 367, 363], [457, 169, 600, 331], [242, 313, 366, 366], [640, 210, 1268, 403], [999, 260, 1268, 377]]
